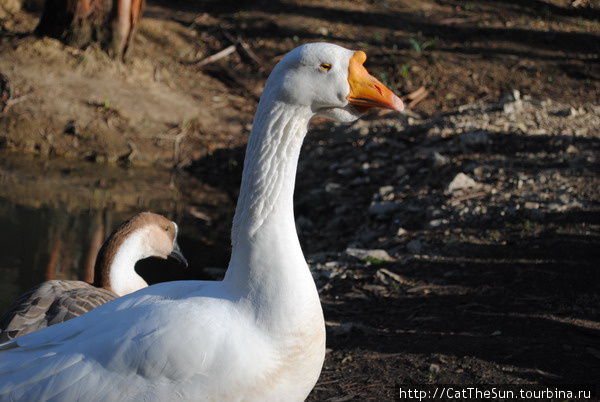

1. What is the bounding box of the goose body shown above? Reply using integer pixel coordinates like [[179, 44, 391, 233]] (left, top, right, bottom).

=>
[[0, 212, 187, 343], [0, 43, 402, 401]]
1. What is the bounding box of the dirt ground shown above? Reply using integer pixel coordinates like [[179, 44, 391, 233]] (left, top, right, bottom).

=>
[[1, 0, 600, 400]]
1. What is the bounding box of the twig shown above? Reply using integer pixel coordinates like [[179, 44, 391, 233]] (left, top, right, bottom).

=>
[[194, 45, 236, 67], [237, 39, 264, 69], [2, 95, 30, 112], [438, 17, 482, 25], [402, 86, 429, 109], [449, 190, 488, 205], [222, 30, 265, 70], [173, 130, 188, 165]]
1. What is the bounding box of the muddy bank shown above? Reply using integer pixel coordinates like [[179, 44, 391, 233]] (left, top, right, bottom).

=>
[[1, 0, 599, 166]]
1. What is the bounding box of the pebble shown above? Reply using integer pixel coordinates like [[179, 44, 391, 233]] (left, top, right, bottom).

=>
[[397, 227, 408, 237], [566, 144, 579, 154], [345, 248, 395, 262], [378, 185, 394, 197], [325, 182, 342, 193], [432, 151, 449, 167], [368, 201, 401, 215], [429, 219, 448, 227], [446, 173, 478, 193], [316, 27, 329, 36]]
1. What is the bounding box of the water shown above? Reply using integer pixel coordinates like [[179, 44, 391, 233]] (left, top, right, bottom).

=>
[[0, 153, 236, 312]]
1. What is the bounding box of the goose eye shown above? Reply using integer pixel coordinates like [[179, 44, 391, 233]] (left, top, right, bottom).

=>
[[165, 226, 170, 231], [320, 63, 332, 71]]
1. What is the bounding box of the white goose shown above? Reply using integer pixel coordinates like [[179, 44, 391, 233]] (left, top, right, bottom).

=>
[[0, 43, 402, 401], [0, 212, 187, 343]]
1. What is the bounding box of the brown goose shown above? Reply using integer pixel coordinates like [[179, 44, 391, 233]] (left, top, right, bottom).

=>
[[0, 212, 187, 342]]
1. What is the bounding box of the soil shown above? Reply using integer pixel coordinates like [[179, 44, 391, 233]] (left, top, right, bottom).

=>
[[1, 0, 599, 400]]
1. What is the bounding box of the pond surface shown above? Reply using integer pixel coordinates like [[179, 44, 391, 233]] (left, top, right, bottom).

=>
[[0, 153, 236, 312]]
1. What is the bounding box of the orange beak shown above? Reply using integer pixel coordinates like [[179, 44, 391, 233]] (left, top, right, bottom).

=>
[[346, 51, 404, 113]]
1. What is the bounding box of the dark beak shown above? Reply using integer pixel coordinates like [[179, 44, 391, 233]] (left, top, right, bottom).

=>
[[168, 241, 188, 268]]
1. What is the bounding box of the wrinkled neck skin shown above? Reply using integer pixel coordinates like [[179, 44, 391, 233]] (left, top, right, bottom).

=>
[[225, 94, 322, 328], [107, 232, 149, 297]]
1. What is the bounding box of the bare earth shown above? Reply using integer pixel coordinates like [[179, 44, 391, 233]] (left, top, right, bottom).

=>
[[1, 0, 599, 400]]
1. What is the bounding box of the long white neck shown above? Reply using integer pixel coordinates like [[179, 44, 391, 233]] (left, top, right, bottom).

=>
[[108, 232, 149, 296], [224, 96, 320, 325]]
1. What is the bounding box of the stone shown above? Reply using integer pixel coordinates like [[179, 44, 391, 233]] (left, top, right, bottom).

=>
[[316, 27, 329, 36], [368, 201, 401, 215], [345, 248, 395, 262], [566, 145, 579, 154], [432, 151, 449, 167], [324, 182, 342, 193], [378, 185, 394, 197], [446, 173, 478, 194]]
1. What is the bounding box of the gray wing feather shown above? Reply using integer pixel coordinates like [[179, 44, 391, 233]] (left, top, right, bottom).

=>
[[0, 280, 117, 342]]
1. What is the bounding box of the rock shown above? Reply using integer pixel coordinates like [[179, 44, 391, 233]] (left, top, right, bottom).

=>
[[432, 151, 449, 167], [368, 201, 401, 215], [378, 185, 394, 197], [326, 321, 354, 336], [397, 227, 408, 237], [428, 218, 448, 227], [501, 91, 523, 114], [316, 27, 329, 36], [429, 363, 441, 374], [345, 248, 395, 262], [501, 89, 521, 103], [566, 144, 579, 154], [503, 100, 523, 114], [406, 239, 422, 254], [324, 182, 342, 193], [445, 173, 478, 193]]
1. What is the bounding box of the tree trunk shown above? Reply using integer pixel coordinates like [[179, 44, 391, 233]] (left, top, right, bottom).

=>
[[35, 0, 145, 60]]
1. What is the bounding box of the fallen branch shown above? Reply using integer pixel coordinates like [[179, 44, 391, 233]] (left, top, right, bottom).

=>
[[222, 30, 265, 70], [449, 190, 488, 206], [402, 86, 429, 108], [237, 39, 264, 70], [194, 45, 236, 67]]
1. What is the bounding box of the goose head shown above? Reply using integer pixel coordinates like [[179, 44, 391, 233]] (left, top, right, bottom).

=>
[[94, 212, 188, 295], [135, 212, 188, 267], [264, 42, 403, 122]]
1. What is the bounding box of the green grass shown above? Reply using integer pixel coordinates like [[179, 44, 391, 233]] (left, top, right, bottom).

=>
[[365, 256, 388, 265], [408, 38, 435, 53]]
